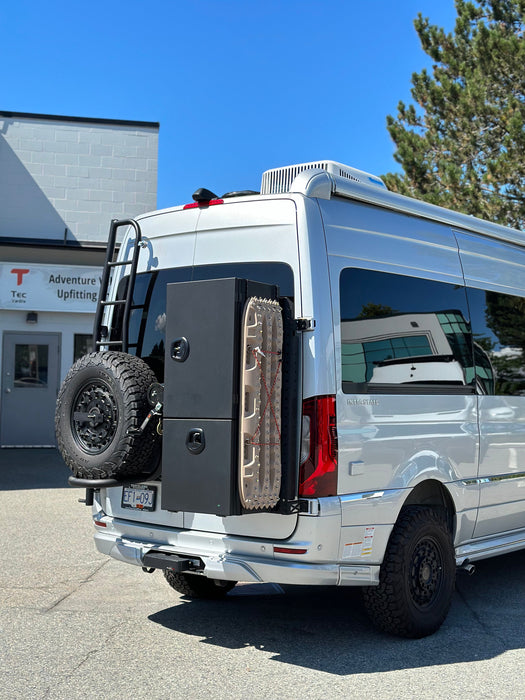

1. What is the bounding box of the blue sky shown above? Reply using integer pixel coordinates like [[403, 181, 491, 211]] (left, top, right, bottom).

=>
[[1, 0, 458, 210]]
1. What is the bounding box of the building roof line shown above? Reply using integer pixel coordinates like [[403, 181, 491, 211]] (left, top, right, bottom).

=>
[[0, 110, 159, 129], [0, 236, 111, 251]]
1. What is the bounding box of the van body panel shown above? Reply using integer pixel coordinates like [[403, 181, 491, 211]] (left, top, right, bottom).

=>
[[334, 393, 479, 486], [297, 198, 337, 400], [103, 482, 299, 539], [456, 230, 525, 538], [340, 488, 408, 525], [193, 198, 303, 315], [456, 230, 525, 295], [321, 198, 466, 286], [339, 484, 477, 534], [338, 523, 394, 565], [321, 199, 479, 512], [132, 207, 198, 272], [106, 208, 199, 323]]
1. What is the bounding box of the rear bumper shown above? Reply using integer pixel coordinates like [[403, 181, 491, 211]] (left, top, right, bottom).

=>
[[93, 528, 380, 586]]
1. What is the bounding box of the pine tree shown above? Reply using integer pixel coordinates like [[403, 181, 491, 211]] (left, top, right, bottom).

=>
[[385, 0, 525, 229]]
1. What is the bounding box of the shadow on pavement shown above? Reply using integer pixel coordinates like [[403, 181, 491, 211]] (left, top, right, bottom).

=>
[[0, 448, 70, 490], [149, 550, 525, 674]]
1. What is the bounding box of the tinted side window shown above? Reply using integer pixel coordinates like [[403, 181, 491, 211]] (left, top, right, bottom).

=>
[[115, 262, 294, 380], [467, 287, 525, 395], [339, 268, 479, 394]]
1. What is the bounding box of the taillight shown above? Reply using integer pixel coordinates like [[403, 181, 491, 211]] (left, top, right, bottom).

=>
[[298, 395, 338, 497]]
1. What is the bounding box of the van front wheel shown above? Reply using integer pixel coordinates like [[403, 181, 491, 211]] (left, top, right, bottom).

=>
[[362, 506, 455, 638]]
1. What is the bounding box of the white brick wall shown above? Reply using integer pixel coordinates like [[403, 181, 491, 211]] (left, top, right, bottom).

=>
[[0, 114, 158, 243]]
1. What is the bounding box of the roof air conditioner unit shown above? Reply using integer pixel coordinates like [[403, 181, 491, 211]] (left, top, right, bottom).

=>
[[260, 160, 386, 195]]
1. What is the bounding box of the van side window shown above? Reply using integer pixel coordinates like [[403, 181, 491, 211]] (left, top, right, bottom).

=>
[[339, 268, 479, 394], [467, 287, 525, 395]]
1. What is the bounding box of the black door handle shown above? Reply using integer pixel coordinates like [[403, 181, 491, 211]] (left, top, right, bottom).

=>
[[171, 337, 190, 362], [186, 428, 205, 455]]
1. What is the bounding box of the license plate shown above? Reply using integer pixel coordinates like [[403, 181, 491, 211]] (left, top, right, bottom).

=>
[[121, 484, 157, 511]]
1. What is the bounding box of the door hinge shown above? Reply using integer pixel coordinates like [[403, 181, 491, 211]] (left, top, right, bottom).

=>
[[276, 499, 301, 515], [295, 318, 316, 332]]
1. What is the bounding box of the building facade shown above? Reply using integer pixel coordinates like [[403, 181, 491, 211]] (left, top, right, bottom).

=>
[[0, 111, 159, 446]]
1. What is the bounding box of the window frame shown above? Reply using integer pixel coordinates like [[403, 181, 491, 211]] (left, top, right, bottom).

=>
[[111, 262, 295, 381], [339, 267, 479, 396]]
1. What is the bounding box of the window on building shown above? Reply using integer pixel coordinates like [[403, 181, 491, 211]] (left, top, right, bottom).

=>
[[74, 334, 93, 362], [14, 344, 48, 387]]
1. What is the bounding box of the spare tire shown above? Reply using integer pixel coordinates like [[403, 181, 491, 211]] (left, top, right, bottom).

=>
[[55, 351, 161, 480]]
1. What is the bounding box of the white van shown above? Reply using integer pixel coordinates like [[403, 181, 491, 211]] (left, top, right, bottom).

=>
[[56, 160, 525, 638]]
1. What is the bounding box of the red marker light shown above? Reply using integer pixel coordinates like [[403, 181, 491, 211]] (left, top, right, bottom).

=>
[[183, 199, 224, 210], [273, 547, 308, 555]]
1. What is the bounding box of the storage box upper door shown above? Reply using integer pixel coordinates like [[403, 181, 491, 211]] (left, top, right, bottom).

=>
[[164, 277, 277, 419]]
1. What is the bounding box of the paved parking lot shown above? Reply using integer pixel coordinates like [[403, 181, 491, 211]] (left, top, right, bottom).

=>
[[1, 448, 525, 699]]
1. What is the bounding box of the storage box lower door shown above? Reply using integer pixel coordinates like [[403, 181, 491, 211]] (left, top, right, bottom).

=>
[[161, 418, 238, 516]]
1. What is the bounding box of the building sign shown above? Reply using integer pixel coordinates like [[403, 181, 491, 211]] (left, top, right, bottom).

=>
[[0, 263, 103, 313]]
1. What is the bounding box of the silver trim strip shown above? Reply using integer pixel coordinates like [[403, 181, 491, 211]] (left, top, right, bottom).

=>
[[340, 490, 388, 503], [462, 472, 525, 486]]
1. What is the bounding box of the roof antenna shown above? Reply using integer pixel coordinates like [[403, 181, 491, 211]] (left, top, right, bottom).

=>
[[192, 187, 219, 203]]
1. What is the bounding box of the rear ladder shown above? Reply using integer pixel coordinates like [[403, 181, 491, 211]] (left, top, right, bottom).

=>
[[93, 218, 143, 353]]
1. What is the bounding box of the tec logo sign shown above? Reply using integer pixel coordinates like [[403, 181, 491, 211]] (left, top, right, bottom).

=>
[[11, 268, 30, 285], [10, 268, 30, 301]]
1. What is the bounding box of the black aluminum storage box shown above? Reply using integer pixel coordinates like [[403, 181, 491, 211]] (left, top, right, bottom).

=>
[[161, 277, 278, 516]]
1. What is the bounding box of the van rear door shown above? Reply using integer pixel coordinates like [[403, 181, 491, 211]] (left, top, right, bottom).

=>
[[104, 198, 303, 539], [181, 197, 301, 538]]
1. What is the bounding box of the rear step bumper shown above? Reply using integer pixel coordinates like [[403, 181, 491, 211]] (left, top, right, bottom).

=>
[[94, 529, 380, 586]]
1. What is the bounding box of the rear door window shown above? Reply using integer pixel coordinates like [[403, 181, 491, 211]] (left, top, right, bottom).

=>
[[114, 262, 294, 380]]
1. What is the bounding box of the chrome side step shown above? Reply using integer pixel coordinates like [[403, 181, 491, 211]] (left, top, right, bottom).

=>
[[456, 528, 525, 565]]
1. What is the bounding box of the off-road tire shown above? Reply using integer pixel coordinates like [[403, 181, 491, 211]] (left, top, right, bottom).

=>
[[164, 569, 236, 599], [55, 351, 160, 480], [362, 505, 455, 638]]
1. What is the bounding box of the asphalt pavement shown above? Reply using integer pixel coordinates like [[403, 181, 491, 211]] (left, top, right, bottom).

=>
[[1, 448, 525, 699]]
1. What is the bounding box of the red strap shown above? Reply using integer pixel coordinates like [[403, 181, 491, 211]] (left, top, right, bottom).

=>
[[249, 348, 282, 446]]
